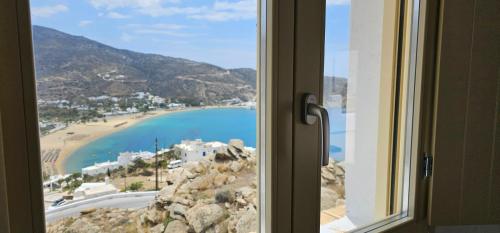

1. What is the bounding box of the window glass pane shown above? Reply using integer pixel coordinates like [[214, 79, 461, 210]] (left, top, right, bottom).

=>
[[30, 1, 260, 232], [321, 0, 414, 232]]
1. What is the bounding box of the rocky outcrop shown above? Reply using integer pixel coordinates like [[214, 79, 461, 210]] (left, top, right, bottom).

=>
[[47, 144, 345, 233]]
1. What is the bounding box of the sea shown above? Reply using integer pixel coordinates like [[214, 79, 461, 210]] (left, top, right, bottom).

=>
[[64, 107, 346, 173]]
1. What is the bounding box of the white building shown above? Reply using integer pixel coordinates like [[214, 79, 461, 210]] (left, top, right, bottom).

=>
[[325, 94, 343, 108], [82, 151, 156, 176], [117, 151, 155, 166], [167, 103, 186, 109], [73, 178, 118, 200], [82, 161, 120, 176], [174, 139, 227, 163]]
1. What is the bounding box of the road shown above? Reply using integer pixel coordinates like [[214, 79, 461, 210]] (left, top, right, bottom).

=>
[[45, 192, 157, 223]]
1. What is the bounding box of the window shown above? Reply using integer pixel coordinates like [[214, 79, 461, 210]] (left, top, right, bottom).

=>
[[30, 0, 261, 232]]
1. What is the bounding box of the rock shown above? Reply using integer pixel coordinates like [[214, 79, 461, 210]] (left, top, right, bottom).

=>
[[169, 203, 188, 221], [321, 187, 339, 210], [227, 176, 236, 184], [186, 170, 199, 179], [230, 161, 243, 172], [228, 207, 257, 233], [215, 153, 236, 162], [66, 218, 101, 233], [215, 190, 234, 203], [321, 169, 337, 182], [237, 187, 254, 199], [213, 174, 228, 187], [164, 220, 189, 233], [140, 208, 163, 225], [189, 174, 216, 191], [80, 208, 97, 215], [236, 198, 247, 206], [216, 163, 230, 172], [186, 204, 227, 233], [150, 223, 165, 233]]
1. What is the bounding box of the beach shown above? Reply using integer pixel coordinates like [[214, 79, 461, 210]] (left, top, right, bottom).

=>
[[40, 108, 194, 175], [40, 106, 252, 175]]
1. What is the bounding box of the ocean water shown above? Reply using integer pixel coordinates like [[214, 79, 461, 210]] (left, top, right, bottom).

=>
[[64, 107, 346, 173]]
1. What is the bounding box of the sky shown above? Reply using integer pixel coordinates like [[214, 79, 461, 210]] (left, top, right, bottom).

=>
[[30, 0, 351, 77]]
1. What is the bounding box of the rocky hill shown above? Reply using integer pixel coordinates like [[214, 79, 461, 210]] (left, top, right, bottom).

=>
[[32, 25, 256, 105], [46, 144, 345, 233]]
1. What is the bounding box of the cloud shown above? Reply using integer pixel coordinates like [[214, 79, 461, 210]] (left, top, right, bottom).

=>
[[189, 0, 256, 21], [125, 23, 191, 37], [126, 23, 185, 30], [326, 0, 350, 6], [120, 33, 134, 42], [78, 20, 93, 27], [31, 4, 68, 17], [107, 11, 130, 19], [89, 0, 160, 10], [88, 0, 256, 21]]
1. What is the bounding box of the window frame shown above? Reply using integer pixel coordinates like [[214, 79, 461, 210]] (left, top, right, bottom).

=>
[[3, 0, 439, 232]]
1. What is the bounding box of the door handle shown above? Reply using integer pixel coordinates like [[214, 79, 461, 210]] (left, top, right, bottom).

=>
[[302, 93, 330, 166]]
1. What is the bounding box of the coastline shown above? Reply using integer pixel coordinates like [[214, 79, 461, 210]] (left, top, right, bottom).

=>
[[41, 106, 239, 175]]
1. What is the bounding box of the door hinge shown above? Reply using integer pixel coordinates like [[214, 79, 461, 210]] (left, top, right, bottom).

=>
[[423, 154, 433, 178]]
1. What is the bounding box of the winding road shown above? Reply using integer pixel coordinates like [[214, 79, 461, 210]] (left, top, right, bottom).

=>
[[45, 191, 158, 223]]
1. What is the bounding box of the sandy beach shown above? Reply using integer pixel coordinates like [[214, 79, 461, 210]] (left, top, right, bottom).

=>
[[40, 108, 196, 175], [40, 106, 248, 175]]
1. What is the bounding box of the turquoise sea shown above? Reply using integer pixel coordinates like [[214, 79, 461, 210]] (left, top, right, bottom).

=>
[[64, 107, 346, 173]]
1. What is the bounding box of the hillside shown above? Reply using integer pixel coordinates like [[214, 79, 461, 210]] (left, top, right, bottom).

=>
[[32, 25, 256, 105]]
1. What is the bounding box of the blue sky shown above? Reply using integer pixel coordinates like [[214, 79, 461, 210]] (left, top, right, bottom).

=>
[[30, 0, 350, 77]]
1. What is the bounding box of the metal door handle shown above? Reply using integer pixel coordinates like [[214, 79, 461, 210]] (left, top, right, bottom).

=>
[[302, 93, 330, 166]]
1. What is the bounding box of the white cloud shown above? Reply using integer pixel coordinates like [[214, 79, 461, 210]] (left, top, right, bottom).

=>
[[126, 23, 185, 30], [78, 20, 93, 27], [87, 0, 256, 21], [107, 11, 130, 19], [120, 33, 134, 42], [31, 4, 68, 17], [189, 0, 256, 21], [326, 0, 350, 6], [125, 23, 190, 37]]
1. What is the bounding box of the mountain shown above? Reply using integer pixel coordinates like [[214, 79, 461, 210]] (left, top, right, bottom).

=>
[[32, 25, 256, 105]]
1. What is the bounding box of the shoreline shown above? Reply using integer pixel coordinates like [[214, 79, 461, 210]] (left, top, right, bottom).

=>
[[40, 106, 246, 175]]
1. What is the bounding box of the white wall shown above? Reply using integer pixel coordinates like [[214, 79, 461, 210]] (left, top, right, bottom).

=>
[[344, 0, 387, 226]]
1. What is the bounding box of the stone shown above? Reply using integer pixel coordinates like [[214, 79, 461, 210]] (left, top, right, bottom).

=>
[[80, 208, 97, 215], [236, 198, 247, 206], [169, 203, 188, 221], [321, 187, 339, 210], [164, 220, 189, 233], [66, 218, 101, 233], [140, 208, 163, 225], [230, 161, 243, 173], [227, 176, 236, 184], [189, 174, 216, 191], [229, 207, 257, 233], [150, 223, 165, 233], [213, 174, 228, 187], [215, 190, 234, 203], [185, 204, 227, 233]]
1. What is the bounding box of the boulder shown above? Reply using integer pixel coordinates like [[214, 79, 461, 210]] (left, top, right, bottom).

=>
[[164, 220, 189, 233], [230, 161, 243, 173], [185, 204, 227, 233], [169, 203, 188, 221], [228, 207, 257, 233], [215, 189, 235, 204], [150, 223, 165, 233], [140, 208, 163, 225], [213, 174, 228, 187], [321, 187, 339, 210], [66, 218, 101, 233]]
